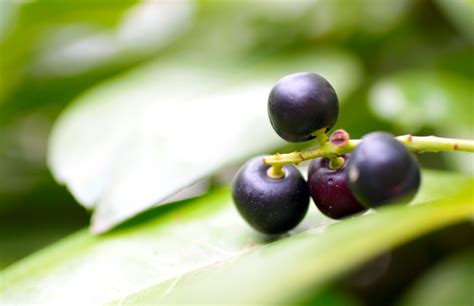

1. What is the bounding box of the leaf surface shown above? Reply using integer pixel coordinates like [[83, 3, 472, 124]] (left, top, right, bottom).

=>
[[1, 170, 472, 305]]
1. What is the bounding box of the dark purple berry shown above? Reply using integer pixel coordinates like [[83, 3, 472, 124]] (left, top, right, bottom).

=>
[[268, 72, 339, 143], [232, 156, 310, 234], [346, 132, 421, 208], [308, 155, 366, 219]]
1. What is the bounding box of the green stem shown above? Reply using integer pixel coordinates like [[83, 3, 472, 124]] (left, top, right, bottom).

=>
[[263, 134, 474, 167], [329, 156, 346, 170], [312, 128, 329, 145], [267, 165, 285, 179], [395, 135, 474, 153]]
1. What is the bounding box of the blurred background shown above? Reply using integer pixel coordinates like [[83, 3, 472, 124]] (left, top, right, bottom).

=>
[[0, 0, 473, 304]]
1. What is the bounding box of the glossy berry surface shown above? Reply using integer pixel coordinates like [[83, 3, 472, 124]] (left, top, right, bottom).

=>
[[268, 72, 339, 143], [308, 155, 366, 219], [346, 132, 421, 208], [232, 156, 310, 234]]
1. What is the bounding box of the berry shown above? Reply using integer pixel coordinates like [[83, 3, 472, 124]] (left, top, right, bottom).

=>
[[345, 132, 421, 208], [232, 156, 310, 234], [268, 72, 339, 143], [308, 155, 366, 219]]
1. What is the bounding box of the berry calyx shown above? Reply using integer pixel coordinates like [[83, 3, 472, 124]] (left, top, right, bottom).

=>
[[346, 132, 421, 208], [267, 72, 339, 143], [232, 156, 310, 234], [308, 155, 366, 219]]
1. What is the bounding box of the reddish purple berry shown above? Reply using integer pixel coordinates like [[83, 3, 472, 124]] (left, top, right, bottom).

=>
[[308, 155, 366, 219]]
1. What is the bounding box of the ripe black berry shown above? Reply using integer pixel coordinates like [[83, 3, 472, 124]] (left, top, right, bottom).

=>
[[346, 132, 421, 208], [232, 156, 310, 234], [268, 72, 339, 142], [308, 155, 366, 219]]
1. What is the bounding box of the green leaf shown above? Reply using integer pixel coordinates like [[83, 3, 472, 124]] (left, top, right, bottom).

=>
[[47, 49, 363, 233], [111, 195, 473, 305], [398, 251, 474, 306], [304, 288, 363, 306], [1, 170, 472, 305]]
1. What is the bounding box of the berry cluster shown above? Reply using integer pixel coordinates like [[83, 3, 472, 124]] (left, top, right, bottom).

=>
[[232, 72, 422, 235]]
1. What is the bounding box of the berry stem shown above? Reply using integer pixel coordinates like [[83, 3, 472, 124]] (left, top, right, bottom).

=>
[[263, 132, 474, 167], [312, 128, 329, 145], [267, 164, 285, 179], [311, 128, 344, 169], [329, 156, 346, 170]]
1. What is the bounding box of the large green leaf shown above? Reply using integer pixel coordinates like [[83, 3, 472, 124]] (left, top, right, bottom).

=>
[[48, 50, 363, 233], [1, 170, 472, 305]]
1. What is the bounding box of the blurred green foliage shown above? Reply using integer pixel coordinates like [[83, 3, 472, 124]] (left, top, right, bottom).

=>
[[398, 250, 474, 306], [0, 0, 473, 304]]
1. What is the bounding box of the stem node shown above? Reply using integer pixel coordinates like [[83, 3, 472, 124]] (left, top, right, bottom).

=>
[[330, 129, 350, 147]]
